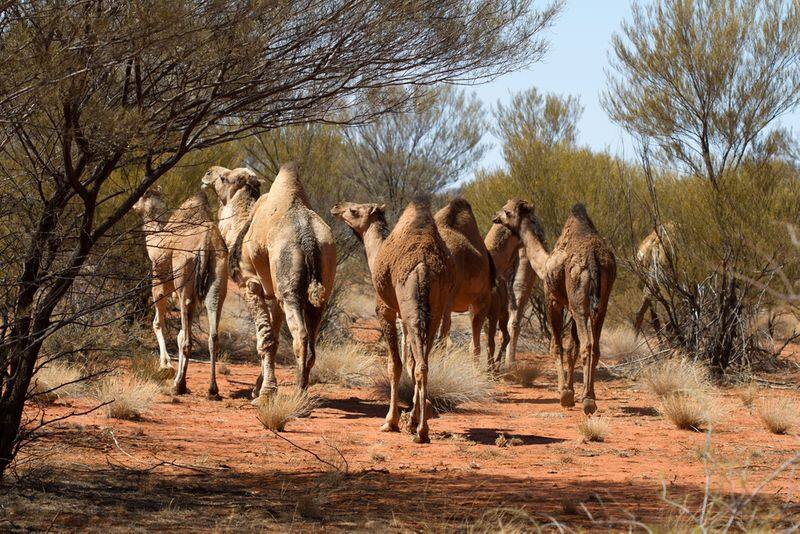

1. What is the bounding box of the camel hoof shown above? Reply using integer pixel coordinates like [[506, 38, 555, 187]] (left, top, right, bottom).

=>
[[560, 389, 575, 408], [583, 398, 597, 415], [207, 391, 222, 401], [380, 422, 400, 433], [171, 383, 188, 396], [412, 433, 430, 444]]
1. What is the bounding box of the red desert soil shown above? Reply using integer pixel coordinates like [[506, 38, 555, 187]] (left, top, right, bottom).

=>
[[3, 343, 799, 531]]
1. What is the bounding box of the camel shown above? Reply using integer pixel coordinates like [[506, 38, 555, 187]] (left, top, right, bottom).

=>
[[484, 278, 511, 371], [132, 188, 228, 399], [433, 198, 494, 358], [331, 200, 454, 444], [494, 200, 616, 415], [484, 223, 536, 367], [633, 223, 675, 338], [203, 163, 336, 397]]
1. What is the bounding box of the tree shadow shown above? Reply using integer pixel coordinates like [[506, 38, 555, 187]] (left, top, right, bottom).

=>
[[320, 396, 387, 419], [620, 406, 659, 417]]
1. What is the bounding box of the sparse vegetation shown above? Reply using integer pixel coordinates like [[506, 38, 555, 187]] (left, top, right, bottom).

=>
[[373, 344, 495, 412], [755, 397, 796, 435], [255, 391, 319, 432], [641, 358, 709, 399], [505, 361, 540, 387], [601, 325, 653, 361], [738, 382, 759, 408], [660, 391, 721, 432], [27, 361, 84, 404], [94, 375, 161, 420], [577, 417, 610, 442], [130, 353, 174, 382], [310, 342, 379, 388]]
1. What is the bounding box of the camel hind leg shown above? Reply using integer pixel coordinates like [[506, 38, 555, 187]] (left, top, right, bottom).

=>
[[506, 259, 534, 367], [283, 300, 311, 391], [204, 278, 226, 401], [378, 302, 402, 432], [152, 286, 173, 371], [172, 292, 195, 396]]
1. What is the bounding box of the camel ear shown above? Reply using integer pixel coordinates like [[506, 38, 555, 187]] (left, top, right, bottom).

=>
[[370, 204, 386, 215], [519, 201, 534, 215]]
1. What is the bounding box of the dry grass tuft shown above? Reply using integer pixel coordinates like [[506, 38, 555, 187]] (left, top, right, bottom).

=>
[[254, 391, 319, 432], [94, 375, 160, 419], [738, 382, 759, 408], [755, 397, 796, 435], [310, 342, 378, 387], [505, 361, 540, 387], [641, 357, 709, 398], [28, 361, 84, 404], [295, 494, 323, 520], [373, 344, 494, 412], [660, 390, 722, 431], [130, 352, 174, 382], [601, 325, 653, 361], [577, 417, 610, 442]]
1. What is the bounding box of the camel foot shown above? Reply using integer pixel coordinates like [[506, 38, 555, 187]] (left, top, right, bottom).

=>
[[583, 398, 597, 415], [380, 422, 400, 433], [171, 382, 188, 396], [207, 391, 222, 401], [412, 433, 430, 444], [560, 389, 575, 408]]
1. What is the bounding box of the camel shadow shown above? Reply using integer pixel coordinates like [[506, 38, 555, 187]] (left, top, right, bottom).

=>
[[464, 427, 566, 446], [495, 396, 559, 405], [321, 397, 387, 419], [620, 406, 659, 417]]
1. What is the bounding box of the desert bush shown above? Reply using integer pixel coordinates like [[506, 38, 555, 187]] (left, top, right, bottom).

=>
[[755, 397, 796, 435], [255, 391, 319, 432], [504, 361, 540, 387], [601, 325, 653, 361], [660, 390, 721, 431], [310, 342, 379, 388], [640, 358, 710, 399], [577, 417, 610, 442], [94, 375, 161, 420], [373, 344, 495, 412], [27, 361, 84, 404]]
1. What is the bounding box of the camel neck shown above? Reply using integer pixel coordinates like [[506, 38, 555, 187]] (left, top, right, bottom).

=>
[[519, 220, 549, 279], [219, 191, 255, 249], [362, 219, 388, 274], [140, 215, 168, 260]]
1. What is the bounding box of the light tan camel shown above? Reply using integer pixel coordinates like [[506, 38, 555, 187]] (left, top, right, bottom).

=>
[[133, 188, 228, 399], [494, 200, 616, 414], [331, 200, 454, 443], [434, 198, 493, 357], [633, 223, 675, 337], [203, 163, 336, 397], [484, 223, 536, 367]]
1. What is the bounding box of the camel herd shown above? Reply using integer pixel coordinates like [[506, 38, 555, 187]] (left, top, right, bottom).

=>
[[135, 162, 619, 444]]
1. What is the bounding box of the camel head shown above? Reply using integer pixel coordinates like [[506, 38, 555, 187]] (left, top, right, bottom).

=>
[[201, 166, 260, 205], [132, 187, 167, 220], [330, 202, 386, 236], [492, 199, 535, 234]]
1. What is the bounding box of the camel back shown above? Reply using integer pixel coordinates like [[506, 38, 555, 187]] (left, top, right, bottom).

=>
[[264, 162, 311, 214], [553, 203, 603, 253], [376, 200, 450, 287], [434, 197, 486, 253]]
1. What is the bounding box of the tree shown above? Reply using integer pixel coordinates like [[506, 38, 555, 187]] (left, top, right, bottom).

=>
[[0, 0, 562, 477], [341, 85, 488, 217], [603, 0, 800, 373]]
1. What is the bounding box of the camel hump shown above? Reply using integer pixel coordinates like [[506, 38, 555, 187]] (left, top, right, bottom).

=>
[[397, 197, 435, 231], [435, 197, 477, 229], [270, 161, 310, 206]]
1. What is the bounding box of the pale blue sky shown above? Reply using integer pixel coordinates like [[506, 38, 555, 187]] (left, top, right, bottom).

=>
[[473, 0, 799, 172]]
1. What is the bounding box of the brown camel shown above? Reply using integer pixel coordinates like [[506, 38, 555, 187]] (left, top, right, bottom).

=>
[[434, 198, 494, 358], [331, 200, 454, 443], [203, 163, 336, 397], [633, 223, 675, 338], [484, 223, 536, 367], [494, 200, 616, 414], [133, 188, 228, 399]]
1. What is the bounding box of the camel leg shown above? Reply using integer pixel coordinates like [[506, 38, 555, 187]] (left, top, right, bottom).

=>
[[304, 307, 322, 390], [152, 288, 173, 370], [571, 306, 596, 415], [584, 304, 607, 415], [633, 297, 651, 337], [404, 338, 419, 432], [485, 311, 498, 371], [497, 304, 511, 369], [566, 319, 579, 394], [283, 302, 310, 390], [548, 299, 572, 407], [204, 281, 226, 401], [378, 303, 401, 432], [470, 303, 488, 358], [506, 259, 533, 367], [243, 285, 278, 399], [172, 295, 194, 395]]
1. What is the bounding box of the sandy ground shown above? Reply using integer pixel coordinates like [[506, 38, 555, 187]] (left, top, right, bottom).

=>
[[2, 332, 799, 532]]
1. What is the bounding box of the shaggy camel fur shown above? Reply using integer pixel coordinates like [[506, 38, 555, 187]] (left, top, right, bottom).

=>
[[133, 189, 228, 399], [494, 200, 616, 414], [484, 223, 536, 366], [331, 200, 454, 443], [434, 198, 494, 358], [633, 224, 675, 338], [204, 163, 336, 396]]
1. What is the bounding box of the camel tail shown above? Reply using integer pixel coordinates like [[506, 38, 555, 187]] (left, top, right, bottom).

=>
[[307, 278, 326, 308], [195, 233, 214, 301], [229, 218, 252, 284], [588, 252, 602, 316]]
